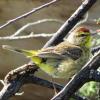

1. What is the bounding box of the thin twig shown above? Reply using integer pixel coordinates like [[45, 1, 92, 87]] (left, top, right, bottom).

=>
[[0, 33, 53, 40], [0, 19, 63, 40], [0, 0, 59, 29], [10, 19, 63, 37]]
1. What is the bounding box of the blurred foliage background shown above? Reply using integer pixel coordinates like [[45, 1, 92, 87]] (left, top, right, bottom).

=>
[[0, 0, 100, 100]]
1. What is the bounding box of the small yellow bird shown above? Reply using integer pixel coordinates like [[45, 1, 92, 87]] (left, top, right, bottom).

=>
[[3, 27, 92, 79]]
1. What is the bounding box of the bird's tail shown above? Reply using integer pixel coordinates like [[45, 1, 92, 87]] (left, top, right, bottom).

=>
[[2, 45, 38, 57]]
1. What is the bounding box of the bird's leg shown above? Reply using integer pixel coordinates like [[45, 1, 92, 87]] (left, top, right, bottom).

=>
[[51, 78, 58, 95]]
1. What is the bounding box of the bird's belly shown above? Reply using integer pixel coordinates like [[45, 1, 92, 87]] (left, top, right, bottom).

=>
[[52, 57, 89, 79], [39, 55, 89, 79], [53, 59, 78, 79]]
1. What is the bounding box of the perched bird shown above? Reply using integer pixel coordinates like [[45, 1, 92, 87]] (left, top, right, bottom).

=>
[[3, 27, 92, 79]]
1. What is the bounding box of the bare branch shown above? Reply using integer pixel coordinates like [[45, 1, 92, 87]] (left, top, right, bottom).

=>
[[51, 50, 100, 100], [92, 46, 100, 55], [0, 0, 98, 100], [0, 63, 62, 100], [43, 0, 97, 48], [0, 33, 53, 40], [0, 64, 86, 100], [0, 19, 63, 40], [0, 0, 59, 29], [10, 19, 63, 37]]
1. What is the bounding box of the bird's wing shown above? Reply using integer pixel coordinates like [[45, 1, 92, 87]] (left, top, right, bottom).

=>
[[38, 47, 65, 59], [38, 42, 83, 60]]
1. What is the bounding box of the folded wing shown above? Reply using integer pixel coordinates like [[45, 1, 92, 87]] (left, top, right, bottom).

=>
[[38, 42, 83, 60]]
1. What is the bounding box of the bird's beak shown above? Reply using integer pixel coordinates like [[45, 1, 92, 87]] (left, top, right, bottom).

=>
[[91, 32, 100, 43], [91, 32, 98, 37]]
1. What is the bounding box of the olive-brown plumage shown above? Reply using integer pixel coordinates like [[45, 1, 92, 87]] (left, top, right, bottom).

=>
[[3, 27, 92, 79]]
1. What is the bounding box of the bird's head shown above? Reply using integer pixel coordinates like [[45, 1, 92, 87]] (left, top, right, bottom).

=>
[[67, 27, 92, 48]]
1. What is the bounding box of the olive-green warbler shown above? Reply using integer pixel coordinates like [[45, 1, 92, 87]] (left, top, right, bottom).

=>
[[3, 27, 92, 79]]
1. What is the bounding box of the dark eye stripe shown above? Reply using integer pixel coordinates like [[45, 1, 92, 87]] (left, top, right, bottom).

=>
[[80, 34, 88, 37], [77, 34, 89, 37]]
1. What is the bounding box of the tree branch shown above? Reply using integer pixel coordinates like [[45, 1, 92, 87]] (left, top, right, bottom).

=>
[[0, 75, 63, 100], [0, 63, 87, 100], [0, 33, 53, 40], [0, 0, 59, 29], [10, 19, 63, 37], [0, 0, 98, 100], [92, 46, 100, 55], [89, 70, 100, 82], [51, 50, 100, 100], [43, 0, 97, 48]]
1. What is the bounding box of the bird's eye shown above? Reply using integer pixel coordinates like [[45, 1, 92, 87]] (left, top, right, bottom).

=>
[[80, 34, 87, 37], [78, 32, 90, 37], [76, 34, 87, 37]]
